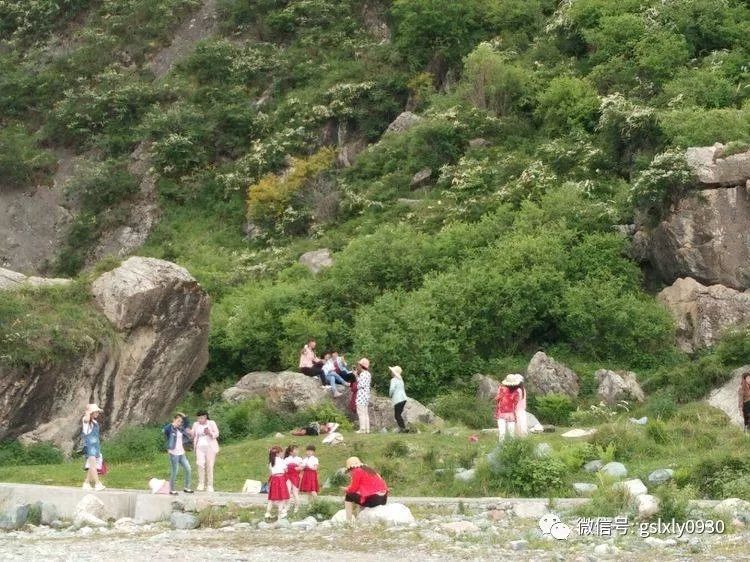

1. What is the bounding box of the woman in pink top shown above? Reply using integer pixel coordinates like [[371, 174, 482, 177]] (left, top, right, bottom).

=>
[[192, 410, 220, 493], [298, 339, 326, 385]]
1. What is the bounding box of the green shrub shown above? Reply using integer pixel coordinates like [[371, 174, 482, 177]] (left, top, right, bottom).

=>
[[481, 439, 568, 497], [383, 441, 411, 459], [298, 402, 353, 431], [660, 107, 750, 146], [0, 125, 55, 188], [715, 328, 750, 368], [304, 499, 340, 520], [24, 442, 64, 465], [534, 394, 575, 426], [431, 391, 493, 429], [575, 476, 633, 518], [65, 158, 140, 214], [105, 425, 164, 463], [535, 76, 600, 133], [689, 455, 748, 498], [643, 389, 678, 421], [644, 354, 732, 403], [653, 482, 696, 522], [645, 419, 671, 445], [630, 149, 696, 219], [720, 474, 750, 501], [588, 422, 656, 461]]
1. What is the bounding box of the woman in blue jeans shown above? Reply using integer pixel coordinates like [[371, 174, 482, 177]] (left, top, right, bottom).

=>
[[163, 413, 194, 495]]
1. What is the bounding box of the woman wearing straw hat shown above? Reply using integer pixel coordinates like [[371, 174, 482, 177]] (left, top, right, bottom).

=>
[[81, 404, 106, 491], [343, 456, 388, 522], [354, 358, 372, 434], [389, 366, 409, 433], [494, 374, 525, 442]]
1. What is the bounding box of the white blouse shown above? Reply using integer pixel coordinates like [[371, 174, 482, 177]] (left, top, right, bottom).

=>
[[269, 456, 287, 475], [301, 455, 319, 470], [285, 455, 303, 467]]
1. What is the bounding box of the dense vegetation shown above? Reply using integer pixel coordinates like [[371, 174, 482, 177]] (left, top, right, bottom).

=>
[[3, 1, 750, 500]]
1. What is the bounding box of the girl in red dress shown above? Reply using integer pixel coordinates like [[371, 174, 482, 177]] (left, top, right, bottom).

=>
[[284, 444, 302, 513], [299, 444, 320, 497], [265, 445, 289, 520]]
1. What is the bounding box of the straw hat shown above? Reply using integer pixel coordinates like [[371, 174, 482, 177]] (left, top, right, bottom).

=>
[[501, 374, 524, 386], [345, 456, 363, 470], [389, 365, 402, 378], [358, 358, 370, 370], [85, 403, 103, 415]]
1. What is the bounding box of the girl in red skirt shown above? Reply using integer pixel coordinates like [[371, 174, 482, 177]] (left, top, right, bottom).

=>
[[284, 444, 302, 514], [299, 444, 320, 497], [265, 445, 289, 520]]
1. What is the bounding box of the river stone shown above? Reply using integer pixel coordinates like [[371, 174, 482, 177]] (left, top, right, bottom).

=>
[[600, 462, 628, 479], [357, 503, 415, 526], [617, 479, 648, 499], [714, 498, 750, 522], [584, 460, 603, 473], [73, 512, 107, 530], [648, 469, 674, 485], [170, 512, 199, 530], [0, 504, 30, 530], [526, 351, 579, 397], [34, 501, 59, 526], [573, 483, 598, 496], [75, 495, 111, 522], [508, 539, 529, 550], [706, 365, 749, 427], [636, 494, 660, 518], [441, 520, 480, 535], [455, 468, 476, 482]]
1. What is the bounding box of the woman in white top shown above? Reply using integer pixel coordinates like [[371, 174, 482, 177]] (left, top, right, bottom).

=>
[[81, 404, 105, 491], [266, 445, 289, 520], [191, 410, 220, 492]]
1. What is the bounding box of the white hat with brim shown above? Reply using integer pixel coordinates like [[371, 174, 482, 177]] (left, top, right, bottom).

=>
[[389, 366, 402, 377], [358, 358, 370, 370], [85, 403, 104, 414], [501, 374, 524, 386]]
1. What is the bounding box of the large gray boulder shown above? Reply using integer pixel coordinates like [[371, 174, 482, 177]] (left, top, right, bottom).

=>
[[705, 365, 748, 427], [658, 277, 750, 353], [1, 257, 210, 453], [223, 371, 442, 430], [356, 503, 415, 526], [645, 184, 750, 290], [596, 369, 645, 405], [472, 373, 499, 401], [0, 504, 29, 530], [685, 144, 750, 186], [298, 249, 333, 274], [525, 351, 579, 398], [385, 111, 422, 135]]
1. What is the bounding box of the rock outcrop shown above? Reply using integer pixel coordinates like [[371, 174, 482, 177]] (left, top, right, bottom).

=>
[[0, 257, 210, 453], [636, 144, 750, 290], [596, 369, 645, 405], [298, 249, 333, 274], [385, 111, 422, 135], [525, 351, 579, 398], [658, 277, 750, 353], [0, 267, 71, 290], [222, 371, 442, 430], [705, 365, 748, 427]]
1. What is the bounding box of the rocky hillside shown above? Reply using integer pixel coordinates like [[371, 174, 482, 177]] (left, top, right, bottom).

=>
[[2, 0, 750, 417], [0, 257, 210, 453]]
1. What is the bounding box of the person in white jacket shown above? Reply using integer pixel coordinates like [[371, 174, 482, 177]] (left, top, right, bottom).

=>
[[191, 410, 220, 492], [389, 366, 409, 433]]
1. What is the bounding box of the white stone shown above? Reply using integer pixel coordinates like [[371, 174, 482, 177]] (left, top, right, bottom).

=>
[[561, 428, 597, 438], [636, 494, 660, 518], [73, 512, 107, 529], [298, 249, 333, 274], [356, 503, 415, 527], [600, 462, 628, 479], [573, 483, 598, 496], [75, 495, 111, 522], [617, 479, 648, 499], [647, 469, 674, 485], [441, 520, 480, 535]]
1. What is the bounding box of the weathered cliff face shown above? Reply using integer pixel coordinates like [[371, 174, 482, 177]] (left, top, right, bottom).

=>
[[0, 257, 210, 454], [636, 144, 750, 290], [658, 277, 750, 353]]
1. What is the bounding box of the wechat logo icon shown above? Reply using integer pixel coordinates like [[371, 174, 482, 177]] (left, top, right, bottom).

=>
[[539, 513, 571, 540]]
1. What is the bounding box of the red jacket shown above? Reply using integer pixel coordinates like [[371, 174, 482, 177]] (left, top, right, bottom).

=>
[[348, 380, 358, 413], [495, 386, 521, 419], [346, 467, 388, 502]]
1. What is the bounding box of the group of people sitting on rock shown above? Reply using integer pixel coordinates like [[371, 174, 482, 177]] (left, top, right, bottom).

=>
[[298, 339, 410, 433]]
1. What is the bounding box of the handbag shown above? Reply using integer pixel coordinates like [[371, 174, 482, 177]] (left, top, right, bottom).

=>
[[98, 460, 108, 476]]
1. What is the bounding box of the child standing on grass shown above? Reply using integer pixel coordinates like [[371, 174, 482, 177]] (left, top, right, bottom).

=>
[[495, 374, 524, 442], [299, 444, 320, 498], [284, 444, 303, 514], [266, 445, 289, 519]]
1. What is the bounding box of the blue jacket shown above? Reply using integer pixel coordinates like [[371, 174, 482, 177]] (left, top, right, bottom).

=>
[[163, 420, 192, 452]]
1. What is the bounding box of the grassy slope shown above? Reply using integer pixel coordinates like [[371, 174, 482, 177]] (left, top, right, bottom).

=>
[[1, 405, 748, 499]]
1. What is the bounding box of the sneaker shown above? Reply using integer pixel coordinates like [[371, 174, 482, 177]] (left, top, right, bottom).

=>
[[207, 486, 214, 493], [355, 430, 364, 434], [333, 391, 343, 398], [196, 484, 205, 492], [183, 488, 194, 494], [82, 482, 93, 490], [94, 483, 106, 491], [170, 491, 179, 495]]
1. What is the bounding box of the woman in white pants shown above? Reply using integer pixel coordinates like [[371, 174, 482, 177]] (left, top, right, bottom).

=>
[[354, 358, 372, 434], [494, 374, 524, 442]]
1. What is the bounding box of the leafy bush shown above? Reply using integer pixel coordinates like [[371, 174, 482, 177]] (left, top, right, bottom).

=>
[[653, 482, 696, 522], [106, 425, 164, 463], [247, 148, 336, 233], [481, 439, 567, 497], [630, 149, 696, 219], [535, 76, 599, 133], [0, 440, 63, 466], [588, 421, 656, 461], [642, 389, 678, 421], [644, 354, 733, 403], [575, 475, 633, 518], [383, 441, 410, 459], [304, 499, 340, 520], [534, 394, 575, 426], [0, 125, 55, 188], [715, 328, 750, 368], [660, 107, 750, 146], [432, 391, 494, 429], [689, 455, 748, 498]]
